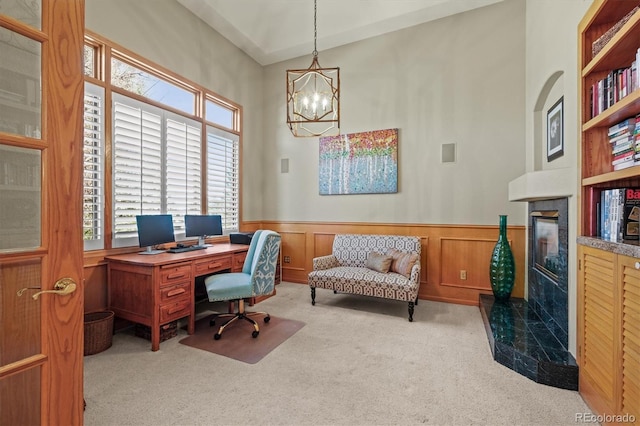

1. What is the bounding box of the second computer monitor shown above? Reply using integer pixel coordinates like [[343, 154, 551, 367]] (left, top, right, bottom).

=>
[[184, 214, 223, 246]]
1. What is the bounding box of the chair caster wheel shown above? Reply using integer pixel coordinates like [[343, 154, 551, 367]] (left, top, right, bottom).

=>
[[209, 319, 216, 326], [264, 316, 270, 323], [252, 331, 259, 338], [214, 333, 221, 340]]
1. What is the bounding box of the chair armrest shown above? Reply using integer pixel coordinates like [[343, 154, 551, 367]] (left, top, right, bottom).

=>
[[313, 254, 340, 270], [409, 263, 421, 283]]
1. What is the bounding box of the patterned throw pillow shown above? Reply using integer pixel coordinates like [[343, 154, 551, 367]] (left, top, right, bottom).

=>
[[386, 248, 419, 278], [365, 251, 393, 273]]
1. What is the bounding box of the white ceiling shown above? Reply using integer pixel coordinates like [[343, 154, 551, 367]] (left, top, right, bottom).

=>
[[176, 0, 505, 65]]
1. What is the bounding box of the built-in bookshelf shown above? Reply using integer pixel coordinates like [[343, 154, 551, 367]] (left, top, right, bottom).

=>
[[580, 0, 640, 239], [578, 0, 640, 421]]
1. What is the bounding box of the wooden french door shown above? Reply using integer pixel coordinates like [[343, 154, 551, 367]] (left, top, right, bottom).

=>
[[0, 1, 85, 425]]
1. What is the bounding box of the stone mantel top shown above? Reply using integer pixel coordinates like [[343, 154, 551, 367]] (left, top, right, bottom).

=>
[[578, 236, 640, 258]]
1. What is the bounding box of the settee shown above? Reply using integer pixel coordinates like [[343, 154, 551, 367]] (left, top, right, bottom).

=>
[[307, 234, 422, 321]]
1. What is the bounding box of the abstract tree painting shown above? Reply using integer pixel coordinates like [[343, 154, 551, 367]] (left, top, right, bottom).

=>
[[319, 128, 398, 195]]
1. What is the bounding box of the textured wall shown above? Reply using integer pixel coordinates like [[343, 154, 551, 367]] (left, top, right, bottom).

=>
[[262, 0, 527, 226]]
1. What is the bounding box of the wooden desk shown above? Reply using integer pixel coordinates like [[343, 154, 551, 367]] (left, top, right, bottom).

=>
[[106, 244, 249, 351]]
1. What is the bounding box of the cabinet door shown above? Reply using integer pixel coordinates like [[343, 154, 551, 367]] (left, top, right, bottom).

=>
[[578, 246, 619, 414], [618, 254, 640, 420]]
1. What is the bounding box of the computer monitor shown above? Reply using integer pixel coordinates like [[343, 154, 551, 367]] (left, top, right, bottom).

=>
[[184, 214, 223, 247], [136, 214, 175, 255]]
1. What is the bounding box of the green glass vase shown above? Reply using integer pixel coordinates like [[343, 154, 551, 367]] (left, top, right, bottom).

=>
[[489, 215, 515, 301]]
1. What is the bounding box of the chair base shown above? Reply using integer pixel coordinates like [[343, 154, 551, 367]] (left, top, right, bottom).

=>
[[209, 299, 270, 339]]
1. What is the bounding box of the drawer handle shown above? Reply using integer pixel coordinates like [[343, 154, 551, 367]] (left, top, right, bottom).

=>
[[208, 263, 222, 270], [167, 272, 186, 279], [168, 304, 186, 315], [635, 262, 640, 270], [167, 288, 186, 297]]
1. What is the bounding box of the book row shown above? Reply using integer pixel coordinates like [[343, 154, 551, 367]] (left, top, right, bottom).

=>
[[607, 114, 640, 171], [599, 187, 640, 242], [589, 48, 640, 118]]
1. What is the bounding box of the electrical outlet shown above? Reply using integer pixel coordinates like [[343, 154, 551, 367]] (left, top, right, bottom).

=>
[[460, 270, 467, 280], [284, 256, 291, 263]]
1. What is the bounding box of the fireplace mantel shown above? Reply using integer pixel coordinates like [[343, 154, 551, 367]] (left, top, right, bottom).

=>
[[508, 168, 575, 202]]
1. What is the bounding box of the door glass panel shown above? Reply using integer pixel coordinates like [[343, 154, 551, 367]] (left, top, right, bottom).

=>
[[0, 0, 42, 30], [0, 145, 41, 251], [0, 258, 41, 365], [0, 26, 42, 138]]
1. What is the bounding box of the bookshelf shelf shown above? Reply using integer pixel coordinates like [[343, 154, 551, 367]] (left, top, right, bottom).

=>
[[582, 8, 640, 76], [582, 166, 640, 186], [582, 89, 640, 131]]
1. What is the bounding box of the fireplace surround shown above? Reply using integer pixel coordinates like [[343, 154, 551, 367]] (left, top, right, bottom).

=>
[[480, 197, 577, 390]]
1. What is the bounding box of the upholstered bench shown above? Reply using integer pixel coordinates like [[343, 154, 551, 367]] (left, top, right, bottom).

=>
[[307, 234, 422, 321]]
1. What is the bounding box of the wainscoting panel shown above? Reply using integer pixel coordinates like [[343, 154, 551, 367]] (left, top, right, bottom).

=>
[[280, 230, 307, 283], [440, 237, 500, 291], [82, 221, 525, 312], [255, 221, 525, 306]]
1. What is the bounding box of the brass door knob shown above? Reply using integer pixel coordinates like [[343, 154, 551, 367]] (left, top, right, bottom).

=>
[[17, 277, 77, 300]]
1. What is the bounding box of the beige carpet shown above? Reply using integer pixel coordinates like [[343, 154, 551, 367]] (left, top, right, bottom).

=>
[[83, 282, 592, 425], [179, 314, 305, 364]]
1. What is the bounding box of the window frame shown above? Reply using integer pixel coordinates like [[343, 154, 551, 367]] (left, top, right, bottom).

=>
[[82, 31, 242, 252]]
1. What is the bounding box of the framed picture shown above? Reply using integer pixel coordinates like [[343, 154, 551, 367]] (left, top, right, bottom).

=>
[[319, 128, 398, 195], [547, 97, 564, 162]]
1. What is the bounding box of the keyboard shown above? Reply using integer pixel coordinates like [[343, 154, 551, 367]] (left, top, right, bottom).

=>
[[167, 245, 207, 253]]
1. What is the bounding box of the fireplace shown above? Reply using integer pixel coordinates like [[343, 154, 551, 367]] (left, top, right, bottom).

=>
[[528, 199, 569, 349], [532, 211, 559, 280], [479, 197, 577, 390]]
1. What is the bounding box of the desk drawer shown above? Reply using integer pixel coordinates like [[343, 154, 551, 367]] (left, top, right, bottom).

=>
[[233, 252, 247, 271], [160, 263, 192, 286], [194, 256, 232, 276], [159, 298, 191, 323], [160, 281, 191, 303]]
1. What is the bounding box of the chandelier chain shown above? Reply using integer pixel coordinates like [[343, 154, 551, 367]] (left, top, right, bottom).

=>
[[313, 0, 318, 57]]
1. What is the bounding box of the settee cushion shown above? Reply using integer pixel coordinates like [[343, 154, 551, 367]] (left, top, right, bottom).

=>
[[386, 248, 419, 278], [365, 251, 393, 273], [308, 266, 416, 301]]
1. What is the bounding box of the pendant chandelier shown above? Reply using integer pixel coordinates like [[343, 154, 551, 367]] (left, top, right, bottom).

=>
[[286, 0, 340, 137]]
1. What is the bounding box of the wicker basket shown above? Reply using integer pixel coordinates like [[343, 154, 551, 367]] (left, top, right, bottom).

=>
[[134, 321, 177, 342], [84, 310, 114, 356], [592, 7, 639, 57]]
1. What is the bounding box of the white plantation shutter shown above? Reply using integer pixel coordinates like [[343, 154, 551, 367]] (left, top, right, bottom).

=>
[[166, 116, 201, 233], [112, 94, 163, 247], [112, 94, 204, 247], [207, 126, 239, 232], [83, 83, 104, 250]]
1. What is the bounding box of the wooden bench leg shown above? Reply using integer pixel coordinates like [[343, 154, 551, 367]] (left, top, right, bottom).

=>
[[310, 287, 316, 305], [408, 301, 414, 322]]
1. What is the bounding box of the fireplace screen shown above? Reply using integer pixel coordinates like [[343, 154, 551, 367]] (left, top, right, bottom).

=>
[[532, 211, 559, 279]]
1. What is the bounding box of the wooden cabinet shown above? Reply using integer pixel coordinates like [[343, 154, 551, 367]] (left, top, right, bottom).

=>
[[618, 254, 640, 420], [577, 245, 618, 415], [578, 1, 640, 420], [577, 245, 640, 420]]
